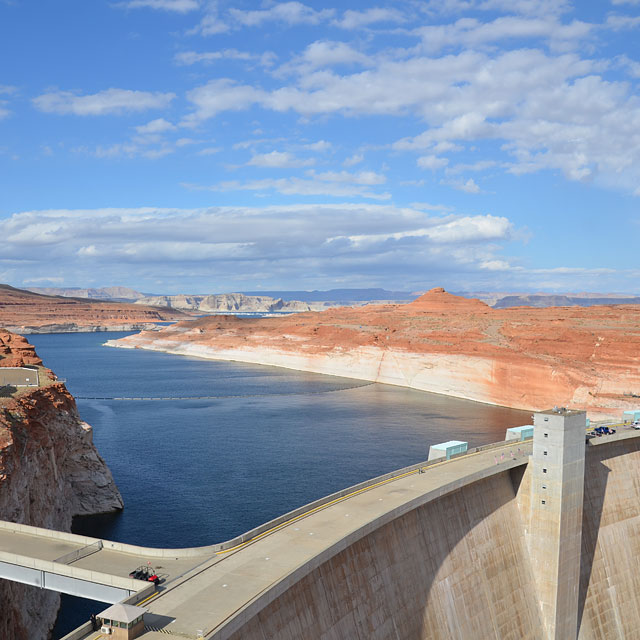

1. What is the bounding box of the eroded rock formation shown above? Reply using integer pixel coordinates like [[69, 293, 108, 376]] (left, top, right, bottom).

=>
[[0, 283, 186, 334], [0, 331, 123, 639], [108, 287, 640, 418]]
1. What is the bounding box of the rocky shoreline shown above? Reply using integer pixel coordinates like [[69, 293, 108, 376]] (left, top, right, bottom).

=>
[[0, 331, 123, 639], [4, 322, 167, 335], [105, 288, 640, 419]]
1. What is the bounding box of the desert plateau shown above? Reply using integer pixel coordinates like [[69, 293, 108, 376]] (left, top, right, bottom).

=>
[[109, 288, 640, 418]]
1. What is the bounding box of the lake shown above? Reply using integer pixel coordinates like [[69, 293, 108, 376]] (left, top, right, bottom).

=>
[[26, 331, 530, 638]]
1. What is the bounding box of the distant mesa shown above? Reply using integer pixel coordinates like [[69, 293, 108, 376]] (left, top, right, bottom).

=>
[[108, 285, 640, 419], [0, 284, 186, 334], [407, 287, 489, 311]]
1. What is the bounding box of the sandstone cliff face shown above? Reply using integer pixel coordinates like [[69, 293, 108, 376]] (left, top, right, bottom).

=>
[[0, 331, 123, 640], [0, 283, 185, 334], [109, 288, 640, 418], [135, 292, 318, 313]]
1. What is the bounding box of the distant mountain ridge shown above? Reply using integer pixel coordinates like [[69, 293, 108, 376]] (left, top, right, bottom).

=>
[[27, 286, 146, 301], [18, 286, 640, 310], [491, 294, 640, 309], [134, 293, 320, 313]]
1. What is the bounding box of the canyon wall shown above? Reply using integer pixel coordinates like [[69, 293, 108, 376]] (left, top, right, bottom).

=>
[[0, 331, 123, 640], [107, 288, 640, 418], [0, 283, 185, 334]]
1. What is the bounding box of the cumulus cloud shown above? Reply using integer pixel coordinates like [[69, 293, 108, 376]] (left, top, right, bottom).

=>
[[417, 155, 449, 170], [33, 88, 175, 116], [135, 118, 176, 134], [1, 205, 520, 290], [415, 16, 593, 53], [442, 177, 482, 193], [247, 151, 315, 168], [277, 40, 373, 76]]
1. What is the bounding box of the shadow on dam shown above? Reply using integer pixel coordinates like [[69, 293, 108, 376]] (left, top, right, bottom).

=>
[[229, 463, 545, 640], [229, 438, 640, 640]]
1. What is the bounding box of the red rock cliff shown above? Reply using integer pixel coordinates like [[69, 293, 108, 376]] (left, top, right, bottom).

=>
[[108, 288, 640, 418], [0, 331, 123, 639]]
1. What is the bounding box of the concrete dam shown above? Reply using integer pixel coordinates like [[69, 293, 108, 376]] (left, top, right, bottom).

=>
[[2, 410, 640, 640], [219, 411, 640, 640]]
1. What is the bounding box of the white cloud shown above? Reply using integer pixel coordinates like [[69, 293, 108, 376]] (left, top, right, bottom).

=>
[[415, 16, 593, 54], [135, 118, 176, 134], [304, 140, 332, 152], [182, 79, 264, 125], [277, 40, 373, 76], [425, 0, 572, 17], [197, 146, 222, 155], [417, 155, 449, 170], [174, 49, 257, 65], [605, 14, 640, 30], [1, 205, 521, 291], [334, 8, 407, 29], [34, 88, 175, 116], [308, 169, 386, 185], [441, 177, 482, 193], [248, 151, 315, 168], [343, 153, 363, 167], [116, 0, 199, 11], [229, 2, 334, 27]]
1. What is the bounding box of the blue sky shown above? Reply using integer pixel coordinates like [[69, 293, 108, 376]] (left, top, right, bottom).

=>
[[1, 0, 639, 294]]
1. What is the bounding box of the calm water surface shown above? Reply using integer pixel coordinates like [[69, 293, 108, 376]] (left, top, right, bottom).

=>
[[26, 331, 530, 638]]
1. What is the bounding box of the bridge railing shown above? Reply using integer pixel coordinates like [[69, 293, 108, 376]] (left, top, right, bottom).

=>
[[54, 540, 103, 565]]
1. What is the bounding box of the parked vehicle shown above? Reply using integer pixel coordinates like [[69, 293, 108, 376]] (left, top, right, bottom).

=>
[[129, 565, 160, 585]]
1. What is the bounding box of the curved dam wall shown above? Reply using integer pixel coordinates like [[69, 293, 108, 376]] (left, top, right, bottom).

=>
[[224, 436, 640, 640]]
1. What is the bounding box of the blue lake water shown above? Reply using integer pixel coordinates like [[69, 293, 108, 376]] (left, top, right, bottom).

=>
[[26, 331, 530, 638]]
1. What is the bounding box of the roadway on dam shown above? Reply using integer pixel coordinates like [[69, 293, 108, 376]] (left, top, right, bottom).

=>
[[62, 437, 534, 639]]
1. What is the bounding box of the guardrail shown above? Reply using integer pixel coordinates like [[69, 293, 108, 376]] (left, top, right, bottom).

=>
[[55, 540, 103, 565]]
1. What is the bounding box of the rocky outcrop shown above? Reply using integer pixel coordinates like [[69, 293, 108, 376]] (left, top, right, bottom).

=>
[[135, 292, 320, 313], [107, 287, 640, 418], [0, 283, 186, 334], [0, 332, 122, 639], [25, 286, 146, 302]]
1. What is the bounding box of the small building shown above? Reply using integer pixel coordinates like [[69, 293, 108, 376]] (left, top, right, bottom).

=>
[[428, 440, 468, 461], [623, 410, 640, 422], [97, 603, 146, 639], [505, 425, 534, 442]]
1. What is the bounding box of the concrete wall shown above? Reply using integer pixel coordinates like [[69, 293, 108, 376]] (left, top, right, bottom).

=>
[[227, 471, 544, 640], [224, 436, 640, 640]]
